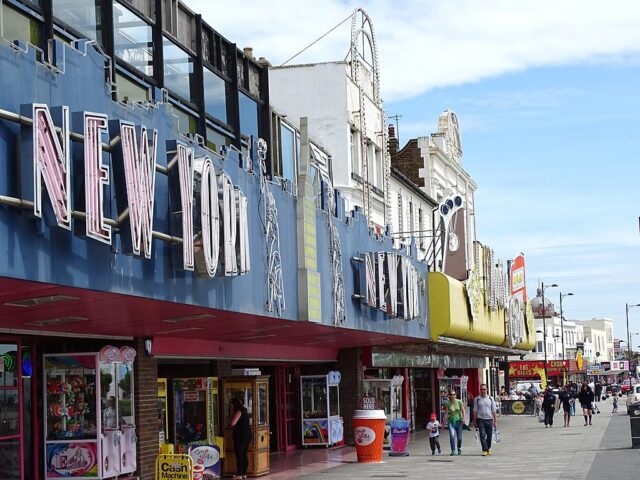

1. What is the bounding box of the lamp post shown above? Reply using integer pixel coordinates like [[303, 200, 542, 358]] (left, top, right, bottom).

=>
[[625, 303, 640, 372], [541, 282, 558, 383], [559, 292, 573, 361]]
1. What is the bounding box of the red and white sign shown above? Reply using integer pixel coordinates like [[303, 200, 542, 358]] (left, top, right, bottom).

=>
[[510, 253, 527, 303]]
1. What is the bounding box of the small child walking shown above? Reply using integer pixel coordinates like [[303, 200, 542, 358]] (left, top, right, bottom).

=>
[[426, 413, 441, 455], [612, 395, 618, 413]]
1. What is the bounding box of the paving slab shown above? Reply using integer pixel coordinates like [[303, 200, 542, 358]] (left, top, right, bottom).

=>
[[297, 397, 637, 479]]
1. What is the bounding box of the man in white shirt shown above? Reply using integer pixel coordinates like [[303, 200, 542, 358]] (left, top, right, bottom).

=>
[[472, 384, 498, 457]]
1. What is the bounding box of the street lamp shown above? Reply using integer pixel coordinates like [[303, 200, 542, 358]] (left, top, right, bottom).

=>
[[559, 292, 574, 360], [625, 303, 640, 371], [541, 282, 558, 383]]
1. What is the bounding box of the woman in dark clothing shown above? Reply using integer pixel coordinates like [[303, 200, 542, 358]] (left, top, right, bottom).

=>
[[559, 385, 574, 427], [542, 387, 556, 427], [229, 398, 251, 479], [578, 383, 595, 426]]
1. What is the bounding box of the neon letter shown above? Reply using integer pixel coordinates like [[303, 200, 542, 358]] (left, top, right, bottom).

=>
[[84, 112, 111, 243], [193, 157, 219, 277], [235, 188, 250, 274], [365, 253, 376, 307], [32, 104, 71, 229], [177, 143, 195, 270], [119, 122, 157, 257], [219, 173, 237, 276]]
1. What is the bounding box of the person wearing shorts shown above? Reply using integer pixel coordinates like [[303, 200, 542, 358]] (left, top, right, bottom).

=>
[[578, 382, 595, 426]]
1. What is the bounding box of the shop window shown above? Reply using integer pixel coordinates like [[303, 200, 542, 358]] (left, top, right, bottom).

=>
[[120, 0, 154, 21], [280, 123, 296, 186], [239, 92, 258, 139], [202, 28, 211, 64], [206, 125, 231, 153], [237, 54, 245, 87], [173, 106, 197, 135], [53, 0, 103, 44], [176, 4, 194, 51], [1, 4, 40, 45], [220, 41, 229, 76], [116, 72, 150, 103], [163, 0, 177, 36], [163, 37, 195, 102], [203, 68, 228, 123], [113, 2, 154, 77], [248, 63, 260, 97]]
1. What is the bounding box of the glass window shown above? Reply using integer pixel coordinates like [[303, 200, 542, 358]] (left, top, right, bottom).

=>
[[0, 438, 19, 480], [113, 3, 154, 77], [53, 0, 102, 43], [203, 68, 228, 123], [120, 0, 154, 21], [116, 73, 150, 103], [280, 124, 295, 184], [248, 63, 260, 97], [163, 38, 195, 102], [2, 4, 40, 45], [0, 345, 18, 387], [173, 107, 197, 135], [176, 5, 194, 50], [257, 383, 267, 426], [239, 93, 258, 139], [206, 126, 231, 153], [0, 389, 18, 436]]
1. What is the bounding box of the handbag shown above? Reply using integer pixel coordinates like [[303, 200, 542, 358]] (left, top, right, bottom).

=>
[[537, 410, 545, 422], [493, 430, 501, 443]]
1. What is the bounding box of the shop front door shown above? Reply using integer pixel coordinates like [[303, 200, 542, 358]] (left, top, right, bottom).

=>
[[0, 341, 23, 480], [275, 366, 299, 451]]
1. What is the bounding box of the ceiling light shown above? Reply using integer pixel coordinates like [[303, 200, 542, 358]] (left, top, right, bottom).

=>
[[26, 316, 87, 327], [162, 314, 215, 323], [155, 326, 203, 335], [5, 295, 79, 307], [237, 334, 277, 341]]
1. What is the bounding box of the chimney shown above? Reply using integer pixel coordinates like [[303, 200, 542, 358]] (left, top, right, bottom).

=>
[[388, 124, 399, 156], [243, 47, 254, 59]]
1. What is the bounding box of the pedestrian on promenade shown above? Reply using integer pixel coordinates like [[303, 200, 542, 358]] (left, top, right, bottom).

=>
[[472, 383, 498, 457], [229, 397, 251, 479], [578, 382, 595, 426], [444, 390, 465, 456], [533, 392, 543, 417], [594, 381, 603, 402], [528, 382, 539, 398], [612, 395, 618, 413], [559, 385, 574, 427], [542, 387, 556, 428], [426, 413, 441, 455]]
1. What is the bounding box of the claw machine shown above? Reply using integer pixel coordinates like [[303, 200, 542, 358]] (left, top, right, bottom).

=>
[[362, 375, 404, 448], [222, 376, 270, 477], [300, 372, 342, 446], [172, 377, 222, 476], [44, 346, 137, 480]]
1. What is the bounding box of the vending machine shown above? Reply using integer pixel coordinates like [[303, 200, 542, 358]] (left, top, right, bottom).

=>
[[44, 346, 137, 480]]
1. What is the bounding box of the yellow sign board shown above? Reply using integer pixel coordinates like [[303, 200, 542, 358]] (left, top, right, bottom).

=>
[[156, 454, 193, 480]]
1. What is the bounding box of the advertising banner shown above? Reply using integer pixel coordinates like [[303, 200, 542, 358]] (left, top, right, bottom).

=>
[[155, 454, 192, 480], [509, 360, 569, 378]]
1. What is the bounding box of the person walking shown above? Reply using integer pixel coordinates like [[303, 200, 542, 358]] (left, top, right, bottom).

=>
[[542, 387, 556, 428], [426, 413, 442, 455], [229, 398, 251, 479], [578, 382, 595, 426], [444, 390, 465, 456], [528, 382, 539, 398], [472, 383, 498, 456], [559, 385, 574, 427], [612, 394, 618, 413]]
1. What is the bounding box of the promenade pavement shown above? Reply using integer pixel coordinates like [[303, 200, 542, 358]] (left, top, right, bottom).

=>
[[297, 396, 639, 480]]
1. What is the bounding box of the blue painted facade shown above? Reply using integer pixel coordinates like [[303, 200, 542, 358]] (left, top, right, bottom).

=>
[[0, 39, 428, 338]]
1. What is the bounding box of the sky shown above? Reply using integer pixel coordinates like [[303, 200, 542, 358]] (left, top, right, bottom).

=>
[[188, 0, 640, 342]]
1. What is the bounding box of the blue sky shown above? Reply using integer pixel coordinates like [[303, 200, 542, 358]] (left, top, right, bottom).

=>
[[190, 0, 640, 342], [389, 64, 640, 341]]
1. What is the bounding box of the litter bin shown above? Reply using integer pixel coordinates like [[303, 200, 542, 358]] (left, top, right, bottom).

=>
[[389, 418, 410, 457], [353, 409, 386, 462], [630, 403, 640, 448]]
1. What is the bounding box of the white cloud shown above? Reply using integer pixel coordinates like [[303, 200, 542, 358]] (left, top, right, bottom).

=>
[[187, 0, 640, 101]]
